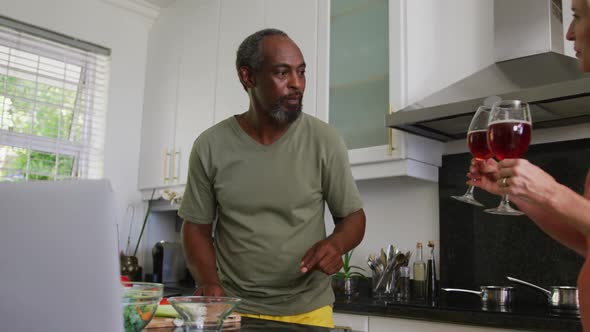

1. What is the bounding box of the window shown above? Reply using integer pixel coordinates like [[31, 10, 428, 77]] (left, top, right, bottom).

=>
[[0, 16, 110, 181]]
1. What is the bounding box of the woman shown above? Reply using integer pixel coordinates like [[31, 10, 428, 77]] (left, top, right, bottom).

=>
[[469, 0, 590, 329]]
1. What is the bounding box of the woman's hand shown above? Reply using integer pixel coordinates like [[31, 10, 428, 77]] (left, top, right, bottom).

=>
[[467, 158, 502, 195], [493, 159, 559, 205], [470, 158, 560, 206]]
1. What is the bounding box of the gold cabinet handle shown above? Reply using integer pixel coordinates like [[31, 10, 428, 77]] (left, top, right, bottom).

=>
[[163, 149, 171, 183], [388, 105, 395, 156], [172, 150, 180, 181]]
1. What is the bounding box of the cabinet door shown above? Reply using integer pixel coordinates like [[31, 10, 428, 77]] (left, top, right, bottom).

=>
[[329, 0, 389, 150], [214, 0, 264, 124], [369, 316, 535, 332], [333, 312, 369, 332], [264, 0, 319, 118], [138, 6, 181, 190], [404, 0, 494, 105], [214, 0, 319, 124], [173, 0, 220, 185]]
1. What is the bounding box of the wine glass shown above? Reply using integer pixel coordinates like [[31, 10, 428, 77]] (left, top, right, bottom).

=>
[[451, 106, 493, 206], [484, 100, 532, 216]]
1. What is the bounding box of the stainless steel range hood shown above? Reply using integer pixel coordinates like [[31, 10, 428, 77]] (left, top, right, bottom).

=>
[[386, 0, 590, 142]]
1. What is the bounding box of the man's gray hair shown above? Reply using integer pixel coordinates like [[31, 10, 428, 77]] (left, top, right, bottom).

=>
[[236, 28, 288, 72]]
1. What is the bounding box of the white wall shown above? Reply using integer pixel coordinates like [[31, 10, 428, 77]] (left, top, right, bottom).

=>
[[0, 0, 152, 253], [331, 0, 493, 274], [326, 176, 440, 277]]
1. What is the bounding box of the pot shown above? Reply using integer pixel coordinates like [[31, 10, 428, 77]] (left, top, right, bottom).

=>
[[506, 276, 579, 311], [442, 286, 515, 306]]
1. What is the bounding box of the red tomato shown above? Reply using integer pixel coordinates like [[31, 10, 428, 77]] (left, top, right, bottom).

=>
[[160, 298, 169, 305]]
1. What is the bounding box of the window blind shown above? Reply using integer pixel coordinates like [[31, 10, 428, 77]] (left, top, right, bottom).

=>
[[0, 17, 111, 181]]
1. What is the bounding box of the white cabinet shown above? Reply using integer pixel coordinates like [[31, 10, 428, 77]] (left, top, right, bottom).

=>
[[333, 312, 369, 332], [213, 0, 320, 123], [368, 316, 535, 332], [138, 3, 182, 190], [173, 1, 220, 188], [317, 0, 497, 182], [316, 0, 443, 182], [138, 0, 220, 190], [138, 0, 321, 190]]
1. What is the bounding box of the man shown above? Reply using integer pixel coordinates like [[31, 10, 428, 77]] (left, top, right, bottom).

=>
[[178, 28, 366, 328]]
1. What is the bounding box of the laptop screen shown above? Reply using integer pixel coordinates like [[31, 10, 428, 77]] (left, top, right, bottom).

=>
[[0, 180, 124, 332]]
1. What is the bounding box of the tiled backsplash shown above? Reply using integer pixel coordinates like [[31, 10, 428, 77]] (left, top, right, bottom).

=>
[[439, 138, 587, 304]]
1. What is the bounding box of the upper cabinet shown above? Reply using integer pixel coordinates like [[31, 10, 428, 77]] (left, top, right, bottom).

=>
[[138, 0, 496, 189], [138, 0, 321, 190], [317, 0, 499, 182], [317, 0, 444, 182], [138, 3, 183, 190], [138, 0, 218, 190], [213, 0, 320, 123], [329, 0, 389, 150]]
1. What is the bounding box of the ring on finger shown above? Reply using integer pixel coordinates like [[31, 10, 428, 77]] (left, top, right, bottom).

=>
[[501, 177, 509, 187]]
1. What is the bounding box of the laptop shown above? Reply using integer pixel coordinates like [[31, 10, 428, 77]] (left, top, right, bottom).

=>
[[0, 179, 124, 332]]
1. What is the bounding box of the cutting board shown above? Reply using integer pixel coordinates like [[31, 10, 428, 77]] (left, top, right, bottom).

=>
[[145, 314, 241, 330]]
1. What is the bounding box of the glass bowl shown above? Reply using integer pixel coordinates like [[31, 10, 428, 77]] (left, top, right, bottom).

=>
[[121, 281, 163, 332], [168, 296, 242, 331]]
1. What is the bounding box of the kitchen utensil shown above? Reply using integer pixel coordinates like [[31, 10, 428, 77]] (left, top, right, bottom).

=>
[[506, 276, 579, 311], [442, 286, 515, 306], [375, 251, 405, 291], [152, 241, 191, 284], [380, 248, 387, 270], [386, 244, 394, 262], [398, 266, 410, 300], [168, 296, 242, 331], [367, 258, 376, 272]]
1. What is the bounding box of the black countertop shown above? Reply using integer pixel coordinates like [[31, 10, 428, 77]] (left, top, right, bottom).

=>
[[238, 317, 358, 331], [147, 317, 358, 331], [333, 296, 582, 331], [160, 284, 582, 330]]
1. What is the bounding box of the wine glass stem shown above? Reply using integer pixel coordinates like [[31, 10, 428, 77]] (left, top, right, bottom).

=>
[[500, 194, 511, 207], [465, 185, 476, 197]]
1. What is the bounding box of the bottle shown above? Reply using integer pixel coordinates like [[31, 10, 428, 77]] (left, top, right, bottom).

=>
[[412, 242, 427, 300], [398, 266, 411, 301], [426, 240, 437, 301]]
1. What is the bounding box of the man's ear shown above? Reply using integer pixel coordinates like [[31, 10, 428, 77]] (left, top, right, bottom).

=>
[[238, 66, 256, 89]]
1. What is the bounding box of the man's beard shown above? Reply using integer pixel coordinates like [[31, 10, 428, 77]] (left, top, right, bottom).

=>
[[267, 95, 303, 124]]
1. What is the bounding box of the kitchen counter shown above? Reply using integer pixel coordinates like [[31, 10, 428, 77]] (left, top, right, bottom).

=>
[[333, 296, 582, 331], [145, 317, 358, 331]]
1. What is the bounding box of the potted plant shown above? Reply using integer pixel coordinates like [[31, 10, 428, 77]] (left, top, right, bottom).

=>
[[332, 249, 366, 297]]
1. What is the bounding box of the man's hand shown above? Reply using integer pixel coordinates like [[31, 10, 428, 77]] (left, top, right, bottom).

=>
[[193, 283, 225, 296], [300, 239, 343, 275]]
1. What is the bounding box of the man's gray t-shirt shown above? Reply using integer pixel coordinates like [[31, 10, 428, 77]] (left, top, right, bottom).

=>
[[178, 113, 363, 316]]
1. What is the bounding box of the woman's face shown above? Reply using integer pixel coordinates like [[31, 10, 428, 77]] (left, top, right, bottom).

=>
[[567, 0, 590, 72]]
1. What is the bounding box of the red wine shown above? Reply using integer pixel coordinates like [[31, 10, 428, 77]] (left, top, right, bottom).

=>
[[467, 130, 493, 160], [487, 121, 532, 160]]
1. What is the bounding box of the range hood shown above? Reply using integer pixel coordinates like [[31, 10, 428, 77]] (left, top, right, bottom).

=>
[[386, 0, 590, 142]]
